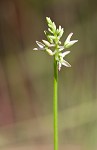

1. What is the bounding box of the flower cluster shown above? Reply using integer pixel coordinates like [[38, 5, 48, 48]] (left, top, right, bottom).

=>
[[33, 17, 78, 71]]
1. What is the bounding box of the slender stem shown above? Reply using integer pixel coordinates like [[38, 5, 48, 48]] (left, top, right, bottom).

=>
[[53, 56, 58, 150]]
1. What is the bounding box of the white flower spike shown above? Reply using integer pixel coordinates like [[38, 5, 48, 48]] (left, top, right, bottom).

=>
[[33, 17, 78, 71]]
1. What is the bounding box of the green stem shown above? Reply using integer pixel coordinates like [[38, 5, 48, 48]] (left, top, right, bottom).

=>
[[53, 56, 58, 150]]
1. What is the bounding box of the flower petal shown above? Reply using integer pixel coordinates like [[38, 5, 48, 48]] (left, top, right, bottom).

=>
[[59, 46, 64, 51], [58, 62, 62, 71], [59, 51, 70, 57], [33, 48, 38, 50], [65, 33, 73, 44], [62, 60, 71, 67], [36, 41, 45, 48], [33, 47, 45, 51], [42, 40, 51, 47], [64, 32, 78, 48], [46, 48, 54, 55], [59, 25, 61, 32], [65, 40, 78, 48]]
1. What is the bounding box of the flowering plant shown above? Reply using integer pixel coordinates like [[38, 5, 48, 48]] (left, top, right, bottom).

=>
[[33, 17, 78, 150]]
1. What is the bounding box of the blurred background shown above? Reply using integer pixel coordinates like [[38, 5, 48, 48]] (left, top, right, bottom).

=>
[[0, 0, 97, 149]]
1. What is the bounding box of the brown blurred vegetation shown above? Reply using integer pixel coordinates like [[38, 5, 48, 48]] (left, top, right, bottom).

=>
[[0, 0, 97, 149]]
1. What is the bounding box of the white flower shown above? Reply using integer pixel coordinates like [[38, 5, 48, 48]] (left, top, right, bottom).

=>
[[64, 33, 78, 48], [33, 28, 78, 71], [33, 41, 45, 50], [58, 51, 71, 71]]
